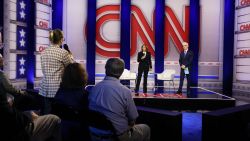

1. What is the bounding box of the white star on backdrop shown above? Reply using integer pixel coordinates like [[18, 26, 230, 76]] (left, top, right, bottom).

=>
[[19, 57, 26, 65], [19, 66, 25, 75], [20, 11, 25, 19], [20, 1, 26, 9], [19, 29, 25, 38], [19, 39, 25, 47]]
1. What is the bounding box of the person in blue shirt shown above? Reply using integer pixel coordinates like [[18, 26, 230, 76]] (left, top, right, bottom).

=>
[[89, 58, 150, 141]]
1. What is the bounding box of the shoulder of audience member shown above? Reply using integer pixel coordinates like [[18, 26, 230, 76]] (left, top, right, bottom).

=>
[[119, 83, 132, 94], [82, 88, 89, 94], [0, 70, 6, 79]]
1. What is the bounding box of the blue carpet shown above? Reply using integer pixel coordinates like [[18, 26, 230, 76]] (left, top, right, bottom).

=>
[[182, 112, 202, 141]]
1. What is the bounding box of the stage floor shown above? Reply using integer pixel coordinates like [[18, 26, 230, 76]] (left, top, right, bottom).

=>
[[133, 87, 236, 111], [133, 87, 233, 99]]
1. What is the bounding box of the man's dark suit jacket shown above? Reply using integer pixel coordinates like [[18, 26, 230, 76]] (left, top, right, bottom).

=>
[[137, 51, 152, 70], [179, 50, 193, 71]]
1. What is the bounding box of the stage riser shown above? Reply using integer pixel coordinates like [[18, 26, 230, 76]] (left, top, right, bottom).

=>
[[137, 106, 182, 141], [202, 104, 250, 141], [134, 98, 235, 111]]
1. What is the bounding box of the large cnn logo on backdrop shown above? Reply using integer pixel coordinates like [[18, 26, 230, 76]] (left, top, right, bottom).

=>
[[92, 5, 189, 57]]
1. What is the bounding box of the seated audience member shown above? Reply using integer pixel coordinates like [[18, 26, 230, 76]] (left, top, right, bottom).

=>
[[53, 63, 89, 141], [0, 86, 62, 141], [54, 63, 89, 114], [0, 54, 36, 110], [89, 58, 151, 141], [0, 54, 27, 96]]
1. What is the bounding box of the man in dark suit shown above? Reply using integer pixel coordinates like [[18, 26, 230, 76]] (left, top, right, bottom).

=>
[[176, 42, 193, 97], [135, 45, 152, 94]]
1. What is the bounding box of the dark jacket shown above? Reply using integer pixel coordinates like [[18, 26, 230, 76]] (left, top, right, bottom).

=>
[[0, 70, 26, 96], [179, 50, 193, 70], [137, 51, 152, 70], [53, 87, 88, 121], [0, 71, 35, 111], [0, 84, 31, 141]]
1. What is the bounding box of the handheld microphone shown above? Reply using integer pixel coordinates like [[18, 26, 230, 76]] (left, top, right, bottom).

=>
[[63, 44, 71, 53]]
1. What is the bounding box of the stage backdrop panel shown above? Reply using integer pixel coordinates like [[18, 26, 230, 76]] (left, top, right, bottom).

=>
[[35, 0, 52, 78], [233, 0, 250, 94], [95, 0, 121, 80], [63, 0, 225, 89], [63, 0, 87, 65], [163, 0, 190, 88], [3, 0, 31, 81], [130, 0, 155, 88], [199, 0, 224, 82]]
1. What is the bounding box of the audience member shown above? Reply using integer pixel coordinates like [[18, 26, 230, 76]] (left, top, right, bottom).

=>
[[0, 54, 27, 96], [0, 84, 62, 141], [53, 63, 89, 141], [54, 62, 88, 113], [89, 58, 150, 141], [0, 54, 38, 111], [39, 29, 74, 114]]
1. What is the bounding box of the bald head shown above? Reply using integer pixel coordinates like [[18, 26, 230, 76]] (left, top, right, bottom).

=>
[[182, 42, 189, 51]]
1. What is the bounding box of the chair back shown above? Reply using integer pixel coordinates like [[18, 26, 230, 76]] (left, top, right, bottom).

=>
[[120, 69, 130, 79], [51, 102, 82, 121], [120, 69, 136, 80], [88, 110, 115, 131], [51, 102, 91, 140], [162, 69, 176, 80], [87, 110, 118, 140]]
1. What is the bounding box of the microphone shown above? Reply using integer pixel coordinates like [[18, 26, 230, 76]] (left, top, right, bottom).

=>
[[141, 52, 146, 59], [63, 44, 71, 53]]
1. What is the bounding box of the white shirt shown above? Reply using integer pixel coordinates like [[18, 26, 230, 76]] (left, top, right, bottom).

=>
[[184, 50, 188, 56]]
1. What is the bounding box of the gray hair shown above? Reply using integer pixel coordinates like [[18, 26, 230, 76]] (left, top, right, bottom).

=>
[[105, 58, 125, 78]]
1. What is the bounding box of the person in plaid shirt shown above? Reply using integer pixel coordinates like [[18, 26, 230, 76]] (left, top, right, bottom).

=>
[[39, 29, 73, 114]]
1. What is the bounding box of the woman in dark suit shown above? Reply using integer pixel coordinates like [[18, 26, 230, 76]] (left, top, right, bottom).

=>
[[135, 44, 152, 94]]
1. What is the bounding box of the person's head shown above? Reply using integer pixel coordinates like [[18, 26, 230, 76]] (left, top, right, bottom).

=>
[[141, 44, 148, 52], [0, 54, 3, 68], [182, 42, 189, 51], [105, 58, 125, 79], [60, 63, 88, 89], [49, 29, 64, 46]]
